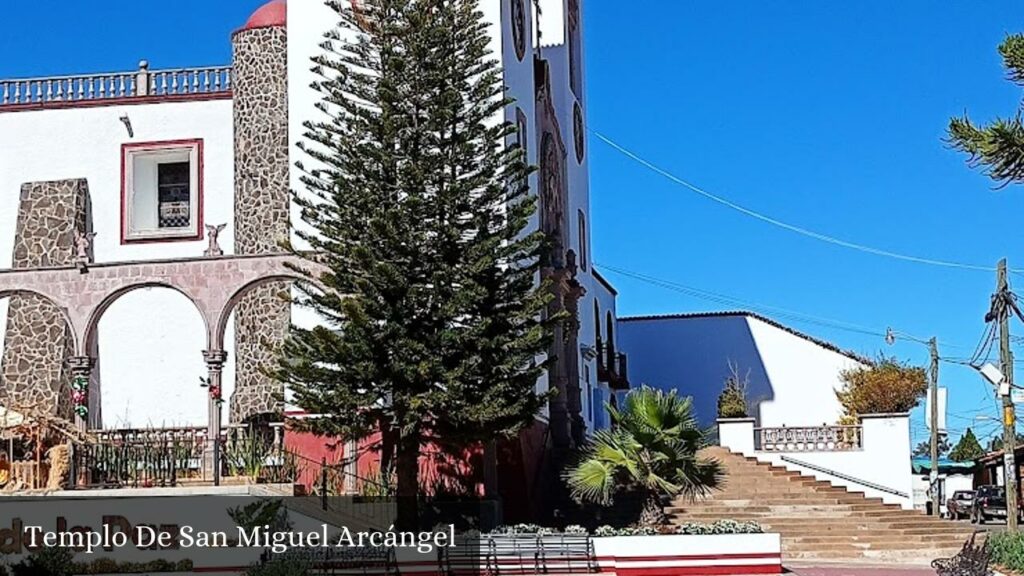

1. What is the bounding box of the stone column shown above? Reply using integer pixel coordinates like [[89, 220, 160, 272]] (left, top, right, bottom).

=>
[[2, 179, 93, 423], [230, 11, 290, 424], [68, 356, 95, 432], [203, 349, 228, 484]]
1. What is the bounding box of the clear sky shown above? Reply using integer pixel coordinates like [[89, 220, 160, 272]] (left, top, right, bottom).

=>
[[2, 1, 1022, 448]]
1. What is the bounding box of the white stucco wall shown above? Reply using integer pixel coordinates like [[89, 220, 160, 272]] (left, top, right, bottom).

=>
[[0, 100, 236, 427], [761, 414, 914, 508], [721, 414, 915, 509], [745, 316, 856, 427], [617, 315, 775, 426], [913, 473, 974, 514], [618, 314, 863, 428]]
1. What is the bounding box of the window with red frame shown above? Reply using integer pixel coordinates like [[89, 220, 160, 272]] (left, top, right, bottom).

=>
[[122, 140, 203, 243]]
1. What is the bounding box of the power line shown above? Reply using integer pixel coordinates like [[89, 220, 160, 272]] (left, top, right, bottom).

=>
[[592, 129, 1013, 273], [597, 261, 970, 350]]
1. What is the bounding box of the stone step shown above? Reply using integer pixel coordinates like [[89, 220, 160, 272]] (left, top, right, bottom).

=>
[[786, 528, 970, 541], [675, 500, 909, 508], [674, 508, 878, 517], [783, 547, 964, 562], [680, 447, 971, 563], [691, 492, 887, 504]]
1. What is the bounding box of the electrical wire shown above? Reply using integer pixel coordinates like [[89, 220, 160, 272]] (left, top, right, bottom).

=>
[[592, 129, 1014, 273], [597, 261, 970, 350]]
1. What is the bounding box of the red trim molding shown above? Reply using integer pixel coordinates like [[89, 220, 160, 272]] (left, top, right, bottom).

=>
[[0, 92, 231, 114], [120, 139, 205, 245]]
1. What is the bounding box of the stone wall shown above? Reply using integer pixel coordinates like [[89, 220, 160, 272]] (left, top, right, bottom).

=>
[[1, 179, 94, 424], [231, 24, 290, 422]]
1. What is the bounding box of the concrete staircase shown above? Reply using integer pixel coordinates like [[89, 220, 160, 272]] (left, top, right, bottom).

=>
[[669, 447, 977, 564]]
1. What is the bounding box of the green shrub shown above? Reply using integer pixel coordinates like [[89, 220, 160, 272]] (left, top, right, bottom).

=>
[[717, 362, 749, 419], [988, 532, 1024, 571], [11, 547, 75, 576], [589, 520, 763, 537]]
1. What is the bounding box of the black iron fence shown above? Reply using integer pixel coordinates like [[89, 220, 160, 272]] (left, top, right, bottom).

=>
[[72, 423, 289, 489]]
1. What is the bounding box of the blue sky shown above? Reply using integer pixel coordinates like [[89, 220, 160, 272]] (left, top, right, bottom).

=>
[[2, 1, 1021, 447]]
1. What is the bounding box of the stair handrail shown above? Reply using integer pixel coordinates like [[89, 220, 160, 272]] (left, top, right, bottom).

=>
[[282, 448, 388, 497], [779, 455, 909, 498]]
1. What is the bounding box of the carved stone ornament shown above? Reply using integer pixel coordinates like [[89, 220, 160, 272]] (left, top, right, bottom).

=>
[[511, 0, 527, 61], [573, 102, 585, 163]]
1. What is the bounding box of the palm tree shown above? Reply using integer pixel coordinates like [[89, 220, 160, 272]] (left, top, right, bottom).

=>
[[565, 386, 723, 527]]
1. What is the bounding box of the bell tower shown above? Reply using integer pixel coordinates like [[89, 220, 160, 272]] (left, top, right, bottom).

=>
[[230, 0, 290, 422]]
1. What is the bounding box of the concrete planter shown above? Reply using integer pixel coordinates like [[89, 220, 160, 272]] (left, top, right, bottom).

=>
[[592, 533, 783, 575]]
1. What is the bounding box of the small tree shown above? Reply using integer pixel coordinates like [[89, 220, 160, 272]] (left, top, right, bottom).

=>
[[949, 428, 985, 462], [565, 386, 723, 527], [717, 361, 749, 419], [988, 433, 1024, 452], [913, 437, 951, 458], [836, 355, 927, 420]]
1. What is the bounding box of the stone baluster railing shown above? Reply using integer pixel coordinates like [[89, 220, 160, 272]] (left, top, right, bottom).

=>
[[0, 61, 232, 107], [756, 424, 863, 452]]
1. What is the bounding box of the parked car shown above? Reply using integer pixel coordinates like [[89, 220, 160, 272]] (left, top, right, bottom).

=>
[[971, 485, 1007, 524], [946, 490, 974, 520]]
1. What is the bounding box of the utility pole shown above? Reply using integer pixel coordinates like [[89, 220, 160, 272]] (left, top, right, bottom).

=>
[[928, 337, 940, 517], [997, 258, 1019, 531], [885, 327, 943, 516]]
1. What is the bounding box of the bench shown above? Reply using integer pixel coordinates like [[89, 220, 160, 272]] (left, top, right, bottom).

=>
[[537, 534, 595, 574], [439, 533, 595, 576], [262, 544, 398, 575], [932, 532, 992, 576], [438, 534, 488, 576], [486, 533, 542, 575]]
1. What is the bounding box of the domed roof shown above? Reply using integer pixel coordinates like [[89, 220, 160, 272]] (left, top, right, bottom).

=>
[[241, 0, 286, 31]]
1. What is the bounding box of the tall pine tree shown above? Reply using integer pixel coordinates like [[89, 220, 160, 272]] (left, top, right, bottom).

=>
[[948, 34, 1024, 187], [949, 428, 985, 462], [277, 0, 554, 528]]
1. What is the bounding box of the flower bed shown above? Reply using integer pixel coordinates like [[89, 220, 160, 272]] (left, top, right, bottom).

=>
[[483, 522, 782, 576], [592, 533, 782, 576]]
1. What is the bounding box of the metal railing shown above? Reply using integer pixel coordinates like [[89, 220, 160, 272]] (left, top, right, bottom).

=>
[[756, 424, 863, 452], [1, 61, 231, 107], [285, 451, 395, 529], [780, 455, 909, 498], [73, 422, 285, 489]]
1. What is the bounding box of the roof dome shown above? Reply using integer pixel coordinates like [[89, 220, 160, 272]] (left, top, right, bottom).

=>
[[241, 0, 286, 31]]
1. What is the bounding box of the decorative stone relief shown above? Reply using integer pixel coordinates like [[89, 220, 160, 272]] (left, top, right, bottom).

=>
[[573, 102, 585, 164], [204, 223, 226, 257], [1, 179, 94, 423], [511, 0, 527, 61], [231, 24, 290, 422], [535, 61, 586, 451]]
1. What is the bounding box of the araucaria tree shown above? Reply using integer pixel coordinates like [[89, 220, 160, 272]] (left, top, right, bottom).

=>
[[948, 34, 1024, 187], [836, 356, 927, 420], [277, 0, 553, 528]]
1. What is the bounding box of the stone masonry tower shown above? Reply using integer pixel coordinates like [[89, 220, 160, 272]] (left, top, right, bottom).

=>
[[230, 0, 290, 422], [1, 179, 95, 425]]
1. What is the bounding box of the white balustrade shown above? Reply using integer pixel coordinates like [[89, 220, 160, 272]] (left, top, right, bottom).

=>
[[756, 424, 863, 452], [0, 61, 231, 107]]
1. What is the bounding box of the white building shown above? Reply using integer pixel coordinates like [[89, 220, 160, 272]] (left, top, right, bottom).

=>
[[617, 311, 867, 428], [619, 311, 917, 509], [0, 0, 625, 515]]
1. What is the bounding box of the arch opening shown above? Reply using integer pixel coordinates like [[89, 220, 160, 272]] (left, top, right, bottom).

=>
[[94, 285, 211, 429], [213, 274, 304, 351]]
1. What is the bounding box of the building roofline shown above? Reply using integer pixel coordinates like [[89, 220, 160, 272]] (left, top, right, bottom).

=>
[[619, 310, 871, 365], [592, 268, 618, 296]]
